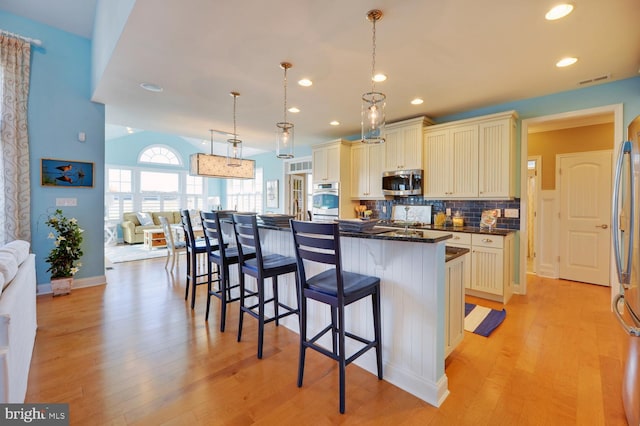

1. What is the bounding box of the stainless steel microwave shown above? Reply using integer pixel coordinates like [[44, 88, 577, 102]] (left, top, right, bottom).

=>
[[382, 169, 423, 196]]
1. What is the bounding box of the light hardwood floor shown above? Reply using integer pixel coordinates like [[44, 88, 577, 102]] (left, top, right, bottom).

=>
[[26, 255, 630, 425]]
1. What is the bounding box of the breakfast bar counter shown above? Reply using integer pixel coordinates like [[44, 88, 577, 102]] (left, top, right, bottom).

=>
[[251, 224, 456, 407]]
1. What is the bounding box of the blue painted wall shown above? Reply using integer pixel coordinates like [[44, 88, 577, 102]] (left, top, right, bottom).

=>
[[0, 12, 106, 289]]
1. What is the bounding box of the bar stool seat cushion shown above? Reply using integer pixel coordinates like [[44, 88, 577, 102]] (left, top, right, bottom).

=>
[[307, 270, 379, 297], [243, 253, 295, 273]]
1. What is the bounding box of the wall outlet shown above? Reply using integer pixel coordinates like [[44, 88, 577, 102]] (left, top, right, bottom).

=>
[[504, 208, 519, 218], [446, 208, 451, 216], [382, 205, 387, 214]]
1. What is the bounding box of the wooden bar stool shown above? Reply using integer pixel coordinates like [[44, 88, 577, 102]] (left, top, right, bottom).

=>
[[180, 209, 208, 309], [201, 211, 255, 331], [231, 213, 298, 359], [290, 220, 383, 414]]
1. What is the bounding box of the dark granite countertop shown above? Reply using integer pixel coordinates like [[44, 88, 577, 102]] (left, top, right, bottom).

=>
[[445, 246, 470, 262], [258, 223, 452, 244]]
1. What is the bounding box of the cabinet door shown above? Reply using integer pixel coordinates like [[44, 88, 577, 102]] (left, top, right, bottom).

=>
[[384, 129, 400, 171], [351, 144, 367, 198], [424, 129, 453, 197], [325, 144, 341, 183], [312, 148, 327, 182], [451, 124, 478, 197], [471, 246, 504, 296], [445, 256, 466, 357], [478, 118, 511, 198], [400, 124, 423, 170], [367, 143, 386, 198]]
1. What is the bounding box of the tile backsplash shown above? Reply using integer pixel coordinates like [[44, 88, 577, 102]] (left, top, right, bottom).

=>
[[360, 197, 521, 230]]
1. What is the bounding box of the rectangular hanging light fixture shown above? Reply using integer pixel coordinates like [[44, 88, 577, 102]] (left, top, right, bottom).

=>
[[190, 130, 254, 179], [189, 153, 255, 179]]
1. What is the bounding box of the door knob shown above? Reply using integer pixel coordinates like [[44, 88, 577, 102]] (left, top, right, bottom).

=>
[[596, 224, 608, 229]]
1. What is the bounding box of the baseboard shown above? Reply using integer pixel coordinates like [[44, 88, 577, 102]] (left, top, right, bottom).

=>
[[37, 275, 107, 295]]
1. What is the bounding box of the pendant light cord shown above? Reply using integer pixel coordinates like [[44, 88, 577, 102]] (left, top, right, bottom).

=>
[[233, 94, 238, 140], [371, 16, 377, 93], [283, 66, 288, 123]]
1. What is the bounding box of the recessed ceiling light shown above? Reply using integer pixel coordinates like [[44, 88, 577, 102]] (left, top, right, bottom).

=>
[[126, 126, 134, 134], [298, 79, 313, 87], [556, 57, 578, 67], [545, 3, 574, 20], [373, 73, 387, 82], [330, 121, 340, 126], [411, 98, 424, 105], [288, 107, 300, 113], [139, 82, 163, 92]]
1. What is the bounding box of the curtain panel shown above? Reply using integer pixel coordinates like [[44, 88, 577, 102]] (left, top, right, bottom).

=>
[[0, 35, 31, 244]]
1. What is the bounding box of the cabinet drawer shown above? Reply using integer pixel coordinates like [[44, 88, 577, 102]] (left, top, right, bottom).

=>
[[448, 232, 471, 246], [472, 234, 504, 249]]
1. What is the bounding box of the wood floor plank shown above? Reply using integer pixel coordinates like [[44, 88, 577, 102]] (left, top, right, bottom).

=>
[[25, 256, 631, 425]]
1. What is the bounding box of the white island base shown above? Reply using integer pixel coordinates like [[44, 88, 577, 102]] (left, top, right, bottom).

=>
[[255, 227, 450, 407]]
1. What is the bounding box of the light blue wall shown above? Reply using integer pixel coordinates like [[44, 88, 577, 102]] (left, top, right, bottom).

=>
[[0, 12, 106, 289]]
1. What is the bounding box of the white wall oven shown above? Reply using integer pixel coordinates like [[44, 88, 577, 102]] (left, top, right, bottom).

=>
[[312, 182, 339, 222]]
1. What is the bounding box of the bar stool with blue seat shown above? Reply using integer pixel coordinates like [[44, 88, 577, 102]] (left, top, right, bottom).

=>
[[201, 210, 256, 331], [290, 220, 383, 414], [232, 213, 299, 359], [180, 209, 209, 309]]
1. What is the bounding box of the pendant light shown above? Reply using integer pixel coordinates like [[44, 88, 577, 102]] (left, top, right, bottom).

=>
[[361, 9, 386, 144], [189, 128, 255, 179], [276, 62, 294, 159], [227, 91, 242, 167]]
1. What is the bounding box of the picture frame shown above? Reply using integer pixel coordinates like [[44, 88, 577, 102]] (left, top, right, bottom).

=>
[[266, 179, 279, 208], [41, 158, 94, 188]]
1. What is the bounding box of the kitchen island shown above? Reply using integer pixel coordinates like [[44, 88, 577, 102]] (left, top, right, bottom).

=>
[[251, 224, 459, 407]]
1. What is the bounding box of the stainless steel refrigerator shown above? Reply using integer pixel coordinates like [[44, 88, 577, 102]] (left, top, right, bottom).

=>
[[613, 115, 640, 426]]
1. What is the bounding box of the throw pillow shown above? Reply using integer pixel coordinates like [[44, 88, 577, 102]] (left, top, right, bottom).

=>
[[0, 240, 30, 266], [136, 212, 154, 226], [0, 252, 18, 287]]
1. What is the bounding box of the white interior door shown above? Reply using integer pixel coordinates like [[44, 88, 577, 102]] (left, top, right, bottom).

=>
[[289, 174, 305, 220], [558, 150, 612, 286]]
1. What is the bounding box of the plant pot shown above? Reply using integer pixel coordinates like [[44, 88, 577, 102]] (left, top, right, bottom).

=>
[[51, 277, 73, 297]]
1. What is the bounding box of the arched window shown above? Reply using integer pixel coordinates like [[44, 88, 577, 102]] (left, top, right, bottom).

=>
[[138, 145, 182, 166]]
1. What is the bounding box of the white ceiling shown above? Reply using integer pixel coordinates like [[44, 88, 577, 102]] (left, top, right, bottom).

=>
[[2, 0, 639, 154]]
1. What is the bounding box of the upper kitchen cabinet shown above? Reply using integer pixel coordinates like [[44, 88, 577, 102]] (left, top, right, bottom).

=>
[[312, 139, 351, 184], [351, 142, 385, 199], [384, 117, 432, 171], [423, 111, 518, 200]]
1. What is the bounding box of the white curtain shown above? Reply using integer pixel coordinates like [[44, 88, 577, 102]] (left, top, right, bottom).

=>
[[0, 35, 31, 244]]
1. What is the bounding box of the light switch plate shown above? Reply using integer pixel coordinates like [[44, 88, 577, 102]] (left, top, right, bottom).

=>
[[56, 198, 77, 206], [504, 208, 519, 218]]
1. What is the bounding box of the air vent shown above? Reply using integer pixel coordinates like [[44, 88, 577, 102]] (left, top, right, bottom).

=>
[[578, 74, 611, 85]]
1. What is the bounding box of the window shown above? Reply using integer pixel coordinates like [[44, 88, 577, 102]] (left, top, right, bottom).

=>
[[108, 169, 132, 192], [139, 145, 181, 165], [226, 168, 263, 214], [140, 171, 179, 192]]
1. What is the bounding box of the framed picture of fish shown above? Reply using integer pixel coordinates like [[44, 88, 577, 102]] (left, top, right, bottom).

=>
[[41, 158, 94, 188]]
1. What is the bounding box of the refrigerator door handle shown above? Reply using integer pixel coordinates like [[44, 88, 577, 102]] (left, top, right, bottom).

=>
[[612, 140, 634, 285], [613, 294, 640, 336]]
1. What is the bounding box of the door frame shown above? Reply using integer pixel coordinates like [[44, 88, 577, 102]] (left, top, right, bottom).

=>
[[527, 155, 541, 274], [519, 103, 623, 298]]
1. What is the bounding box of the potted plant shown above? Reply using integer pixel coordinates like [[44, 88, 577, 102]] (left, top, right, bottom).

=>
[[45, 209, 84, 296]]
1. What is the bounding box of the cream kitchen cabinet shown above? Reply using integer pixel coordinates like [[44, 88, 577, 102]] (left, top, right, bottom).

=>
[[446, 231, 514, 304], [423, 111, 517, 199], [469, 233, 514, 303], [312, 139, 354, 184], [384, 116, 431, 171], [445, 250, 467, 357], [350, 142, 385, 199]]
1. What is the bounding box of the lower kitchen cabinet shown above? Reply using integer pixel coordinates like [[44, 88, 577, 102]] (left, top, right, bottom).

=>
[[445, 251, 467, 357], [447, 232, 514, 304]]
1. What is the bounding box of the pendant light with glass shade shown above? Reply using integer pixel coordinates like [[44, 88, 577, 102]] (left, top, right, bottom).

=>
[[361, 9, 386, 144], [227, 91, 242, 167], [276, 62, 294, 159]]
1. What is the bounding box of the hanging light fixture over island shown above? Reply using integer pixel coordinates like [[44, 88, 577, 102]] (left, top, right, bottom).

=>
[[276, 62, 294, 159], [361, 9, 386, 144]]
